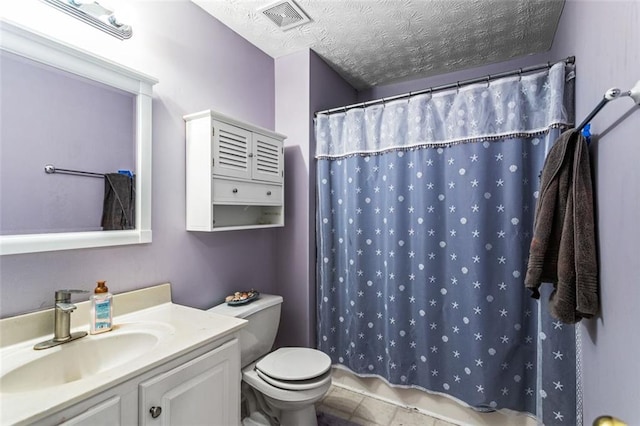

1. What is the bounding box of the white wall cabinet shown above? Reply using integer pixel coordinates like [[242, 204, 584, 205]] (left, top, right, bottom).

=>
[[184, 110, 286, 231], [37, 338, 241, 426]]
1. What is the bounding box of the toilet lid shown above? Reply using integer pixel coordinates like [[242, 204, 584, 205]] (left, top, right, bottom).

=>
[[255, 348, 332, 381], [255, 368, 332, 391]]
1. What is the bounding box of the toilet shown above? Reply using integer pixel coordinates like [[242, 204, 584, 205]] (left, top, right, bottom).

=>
[[208, 294, 332, 426]]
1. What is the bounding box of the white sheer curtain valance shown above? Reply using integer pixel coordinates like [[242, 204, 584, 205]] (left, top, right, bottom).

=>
[[316, 62, 574, 158]]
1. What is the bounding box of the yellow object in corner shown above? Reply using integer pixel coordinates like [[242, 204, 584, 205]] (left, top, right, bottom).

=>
[[593, 416, 628, 426]]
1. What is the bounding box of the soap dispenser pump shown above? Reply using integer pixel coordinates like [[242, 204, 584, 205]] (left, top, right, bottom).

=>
[[90, 280, 113, 334]]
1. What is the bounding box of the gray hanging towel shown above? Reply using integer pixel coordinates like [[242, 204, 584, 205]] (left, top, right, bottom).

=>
[[101, 173, 135, 230], [525, 129, 598, 324]]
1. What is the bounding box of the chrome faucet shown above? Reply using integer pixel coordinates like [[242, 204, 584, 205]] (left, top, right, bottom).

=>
[[34, 289, 89, 350]]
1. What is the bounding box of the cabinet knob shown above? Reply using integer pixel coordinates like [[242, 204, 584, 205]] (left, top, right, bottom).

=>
[[149, 406, 162, 418], [232, 188, 238, 194], [266, 191, 272, 196]]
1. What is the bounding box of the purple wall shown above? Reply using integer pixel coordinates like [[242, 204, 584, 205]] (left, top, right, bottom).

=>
[[1, 51, 134, 235], [274, 50, 312, 347], [0, 2, 279, 317], [551, 1, 640, 423], [274, 50, 357, 347]]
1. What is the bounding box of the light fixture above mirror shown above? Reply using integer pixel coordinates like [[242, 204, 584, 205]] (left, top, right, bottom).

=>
[[0, 20, 157, 255], [41, 0, 132, 40]]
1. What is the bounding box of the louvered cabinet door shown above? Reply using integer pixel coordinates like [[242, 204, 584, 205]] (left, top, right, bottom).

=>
[[212, 121, 251, 180], [252, 133, 283, 184]]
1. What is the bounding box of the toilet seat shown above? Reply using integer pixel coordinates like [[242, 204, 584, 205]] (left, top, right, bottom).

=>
[[255, 368, 332, 391], [255, 347, 331, 381], [242, 364, 332, 404]]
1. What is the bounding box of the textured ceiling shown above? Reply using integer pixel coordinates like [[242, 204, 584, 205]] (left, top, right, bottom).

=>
[[192, 0, 565, 90]]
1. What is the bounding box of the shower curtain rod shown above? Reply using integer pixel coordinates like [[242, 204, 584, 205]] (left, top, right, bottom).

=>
[[315, 56, 576, 116], [44, 164, 104, 178]]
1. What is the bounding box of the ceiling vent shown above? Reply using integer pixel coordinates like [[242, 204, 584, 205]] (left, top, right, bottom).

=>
[[259, 0, 311, 31]]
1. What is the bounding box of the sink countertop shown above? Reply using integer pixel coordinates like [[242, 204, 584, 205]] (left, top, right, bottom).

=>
[[0, 283, 246, 425]]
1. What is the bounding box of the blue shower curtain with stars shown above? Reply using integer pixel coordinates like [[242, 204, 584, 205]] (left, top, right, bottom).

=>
[[316, 62, 579, 425]]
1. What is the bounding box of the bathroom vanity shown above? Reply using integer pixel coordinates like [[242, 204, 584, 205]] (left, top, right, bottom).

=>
[[0, 284, 246, 425]]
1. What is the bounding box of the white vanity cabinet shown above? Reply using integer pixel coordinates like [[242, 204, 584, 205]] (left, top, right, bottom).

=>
[[139, 338, 239, 425], [59, 396, 123, 425], [37, 338, 241, 426], [184, 110, 286, 231]]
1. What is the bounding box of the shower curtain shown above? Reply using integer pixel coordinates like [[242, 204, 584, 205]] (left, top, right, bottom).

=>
[[316, 63, 578, 425]]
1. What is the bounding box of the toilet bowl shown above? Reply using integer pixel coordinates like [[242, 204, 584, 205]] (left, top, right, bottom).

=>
[[243, 360, 331, 425], [208, 294, 332, 426]]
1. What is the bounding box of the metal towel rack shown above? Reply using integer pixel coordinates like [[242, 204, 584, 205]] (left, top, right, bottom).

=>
[[44, 164, 104, 178], [577, 80, 640, 132]]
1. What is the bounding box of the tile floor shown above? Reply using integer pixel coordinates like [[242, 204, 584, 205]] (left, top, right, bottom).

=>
[[317, 385, 460, 426]]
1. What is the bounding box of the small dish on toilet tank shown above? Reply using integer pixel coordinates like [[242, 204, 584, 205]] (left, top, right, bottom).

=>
[[225, 290, 260, 306]]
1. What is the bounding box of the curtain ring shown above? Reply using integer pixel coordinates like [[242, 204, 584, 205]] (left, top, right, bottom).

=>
[[518, 68, 523, 81], [382, 98, 386, 108], [486, 75, 491, 88], [547, 61, 552, 70], [456, 81, 460, 93]]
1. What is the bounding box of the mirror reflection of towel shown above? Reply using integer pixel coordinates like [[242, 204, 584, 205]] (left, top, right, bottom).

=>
[[101, 173, 135, 230]]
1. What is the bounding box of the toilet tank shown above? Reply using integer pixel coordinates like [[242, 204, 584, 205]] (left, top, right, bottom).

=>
[[208, 294, 283, 368]]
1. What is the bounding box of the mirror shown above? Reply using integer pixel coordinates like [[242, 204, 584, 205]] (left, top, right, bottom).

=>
[[0, 20, 157, 255], [1, 50, 136, 235]]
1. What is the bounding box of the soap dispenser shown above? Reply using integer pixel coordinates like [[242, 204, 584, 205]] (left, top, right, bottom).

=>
[[90, 280, 113, 334]]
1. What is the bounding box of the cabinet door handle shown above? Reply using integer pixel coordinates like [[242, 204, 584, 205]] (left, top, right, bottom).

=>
[[266, 191, 272, 196], [149, 406, 162, 418], [232, 188, 238, 194]]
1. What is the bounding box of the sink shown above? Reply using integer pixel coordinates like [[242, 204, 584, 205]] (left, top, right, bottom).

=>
[[0, 321, 174, 393], [0, 285, 248, 426]]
